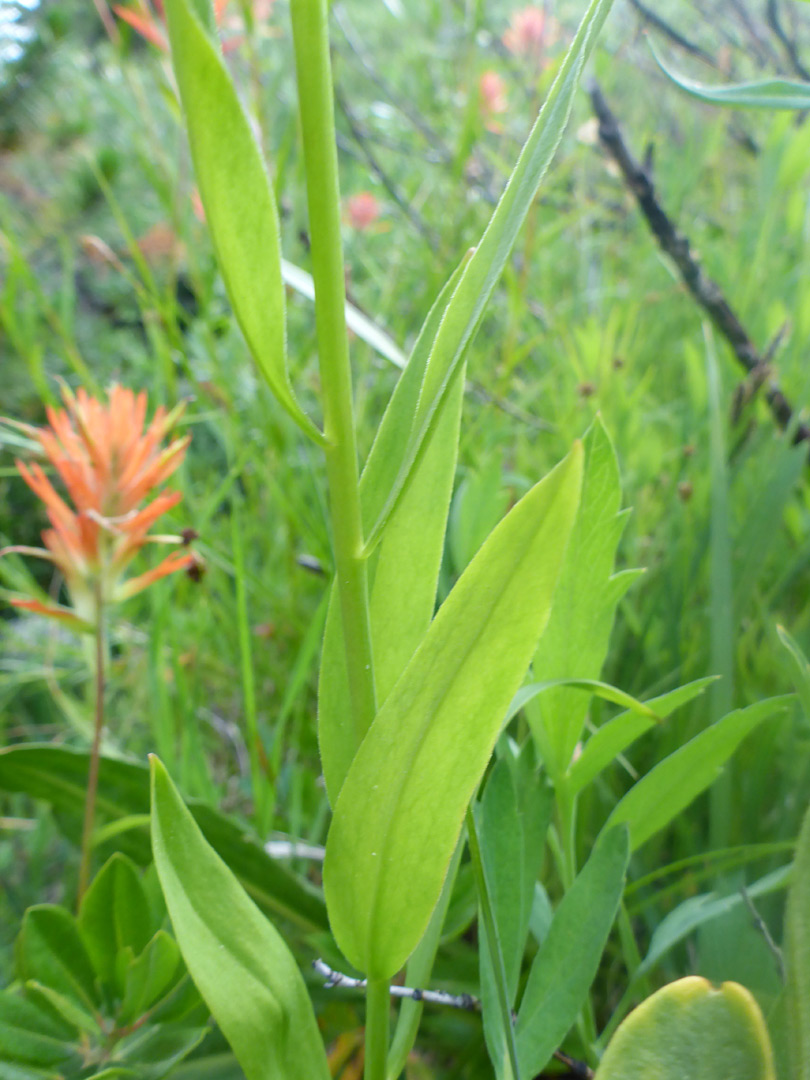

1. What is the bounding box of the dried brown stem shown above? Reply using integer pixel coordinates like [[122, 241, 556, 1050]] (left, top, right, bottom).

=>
[[589, 80, 810, 448]]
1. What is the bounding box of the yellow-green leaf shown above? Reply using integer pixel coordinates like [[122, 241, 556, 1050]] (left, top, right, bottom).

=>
[[324, 445, 583, 979], [150, 758, 330, 1080], [594, 977, 775, 1079], [163, 0, 322, 442]]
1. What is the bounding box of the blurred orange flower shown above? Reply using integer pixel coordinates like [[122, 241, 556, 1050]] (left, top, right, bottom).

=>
[[113, 0, 236, 53], [503, 6, 558, 62], [345, 191, 381, 231], [1, 384, 197, 628], [479, 70, 509, 127]]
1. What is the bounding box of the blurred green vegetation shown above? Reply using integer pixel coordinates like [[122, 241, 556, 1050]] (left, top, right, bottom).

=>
[[2, 0, 810, 1074]]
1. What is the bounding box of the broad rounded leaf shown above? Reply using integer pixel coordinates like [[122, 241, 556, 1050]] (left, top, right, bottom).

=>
[[595, 977, 775, 1079]]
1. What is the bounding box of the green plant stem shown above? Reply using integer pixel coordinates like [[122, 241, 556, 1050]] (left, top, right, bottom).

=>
[[231, 500, 270, 834], [365, 977, 391, 1080], [77, 585, 105, 906], [289, 0, 376, 749], [466, 805, 522, 1080], [386, 837, 465, 1079]]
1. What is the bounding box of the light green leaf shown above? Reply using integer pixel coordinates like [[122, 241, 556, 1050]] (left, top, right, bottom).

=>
[[150, 757, 330, 1080], [118, 932, 184, 1026], [163, 0, 322, 442], [567, 678, 717, 795], [78, 853, 152, 988], [507, 677, 658, 730], [319, 260, 468, 802], [515, 825, 629, 1077], [363, 0, 615, 550], [324, 445, 583, 979], [594, 977, 775, 1079], [0, 991, 78, 1070], [114, 1022, 208, 1079], [638, 865, 791, 978], [23, 984, 99, 1039], [785, 800, 810, 1079], [603, 697, 792, 851], [17, 907, 99, 1013], [529, 417, 638, 780], [650, 39, 810, 109]]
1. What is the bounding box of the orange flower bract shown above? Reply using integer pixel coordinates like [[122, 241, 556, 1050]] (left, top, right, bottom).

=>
[[1, 384, 197, 627]]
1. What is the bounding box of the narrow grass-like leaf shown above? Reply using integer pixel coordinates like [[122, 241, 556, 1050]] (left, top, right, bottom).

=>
[[478, 759, 550, 1079], [150, 757, 330, 1080], [567, 678, 717, 795], [528, 418, 638, 781], [363, 0, 615, 550], [324, 445, 583, 979], [785, 800, 810, 1079], [319, 260, 469, 802], [603, 697, 792, 852], [777, 625, 810, 722], [507, 678, 658, 729], [595, 978, 775, 1079], [705, 324, 734, 848], [0, 746, 328, 932], [651, 39, 810, 110], [515, 825, 629, 1076], [638, 864, 791, 978], [162, 0, 322, 441]]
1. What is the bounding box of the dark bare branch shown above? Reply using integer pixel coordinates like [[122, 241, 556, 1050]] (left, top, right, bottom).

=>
[[588, 81, 810, 447]]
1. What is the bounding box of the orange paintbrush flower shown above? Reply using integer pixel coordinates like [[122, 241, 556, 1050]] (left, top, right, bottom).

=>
[[1, 384, 198, 628]]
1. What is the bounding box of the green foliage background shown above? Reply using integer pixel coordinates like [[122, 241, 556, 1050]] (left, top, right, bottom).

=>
[[2, 0, 810, 1074]]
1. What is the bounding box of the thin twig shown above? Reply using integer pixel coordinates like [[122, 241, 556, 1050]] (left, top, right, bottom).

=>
[[333, 3, 452, 163], [314, 959, 594, 1077], [334, 86, 440, 248], [766, 0, 810, 83], [313, 959, 480, 1011], [739, 884, 786, 982], [626, 0, 716, 66], [588, 81, 810, 449]]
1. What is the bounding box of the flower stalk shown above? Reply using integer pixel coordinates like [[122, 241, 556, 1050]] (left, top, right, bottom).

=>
[[289, 1, 384, 1074], [77, 582, 106, 904]]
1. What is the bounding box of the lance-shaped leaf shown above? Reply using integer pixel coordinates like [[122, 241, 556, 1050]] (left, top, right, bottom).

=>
[[515, 825, 629, 1077], [602, 697, 792, 852], [324, 445, 583, 980], [594, 977, 775, 1080], [319, 260, 468, 802], [528, 417, 639, 781], [566, 677, 717, 795], [163, 0, 321, 442], [363, 0, 615, 549], [785, 799, 810, 1079], [650, 39, 810, 110], [150, 757, 330, 1080]]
